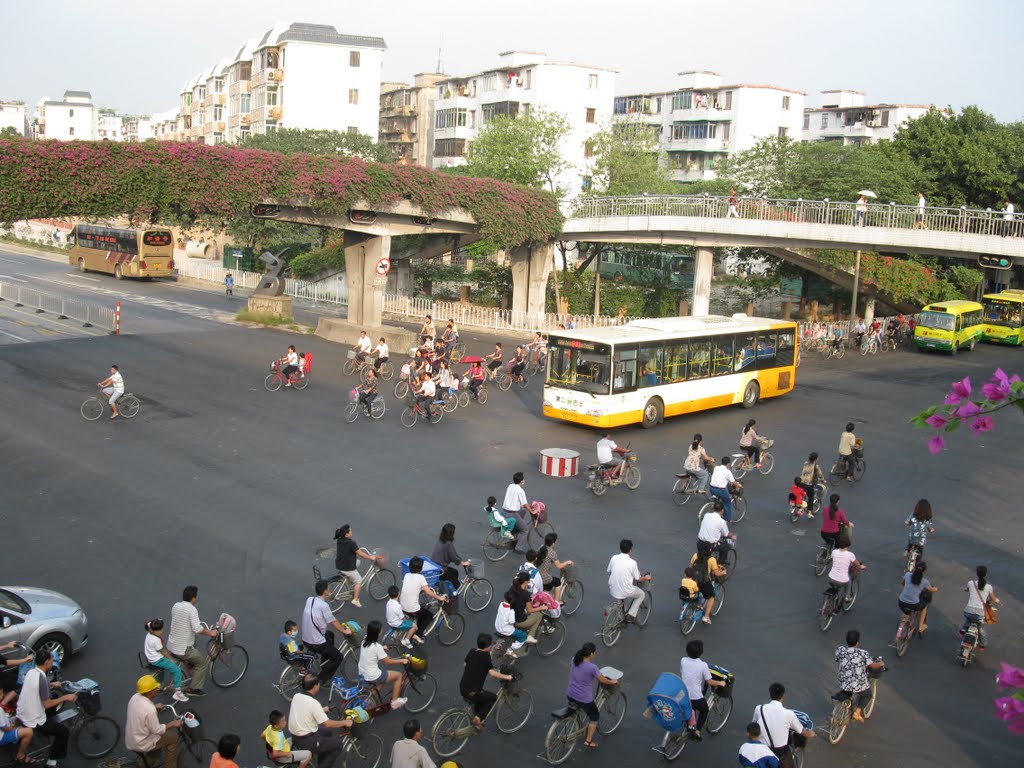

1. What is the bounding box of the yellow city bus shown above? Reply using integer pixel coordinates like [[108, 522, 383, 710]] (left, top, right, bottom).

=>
[[913, 300, 984, 354], [542, 315, 798, 429], [982, 289, 1024, 346], [68, 224, 174, 279]]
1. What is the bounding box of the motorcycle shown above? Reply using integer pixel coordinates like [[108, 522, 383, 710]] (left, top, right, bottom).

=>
[[586, 447, 641, 497]]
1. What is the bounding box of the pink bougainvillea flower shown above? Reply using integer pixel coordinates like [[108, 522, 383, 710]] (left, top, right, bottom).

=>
[[994, 697, 1024, 733], [924, 413, 949, 429], [954, 400, 982, 419], [982, 378, 1011, 402], [927, 435, 945, 454], [996, 663, 1024, 689], [969, 416, 994, 434], [950, 377, 972, 399]]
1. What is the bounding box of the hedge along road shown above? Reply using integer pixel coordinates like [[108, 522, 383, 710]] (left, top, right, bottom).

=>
[[0, 302, 1020, 768]]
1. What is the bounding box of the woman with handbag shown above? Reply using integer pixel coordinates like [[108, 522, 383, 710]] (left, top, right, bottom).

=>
[[820, 494, 853, 548], [961, 565, 999, 649]]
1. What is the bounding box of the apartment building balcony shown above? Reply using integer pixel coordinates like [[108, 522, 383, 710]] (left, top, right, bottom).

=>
[[434, 95, 474, 111], [671, 106, 731, 122], [669, 137, 727, 152], [251, 68, 283, 88], [268, 107, 282, 121], [228, 81, 251, 97], [433, 125, 474, 140], [670, 167, 719, 182], [212, 93, 226, 106], [241, 114, 251, 126], [481, 83, 527, 104]]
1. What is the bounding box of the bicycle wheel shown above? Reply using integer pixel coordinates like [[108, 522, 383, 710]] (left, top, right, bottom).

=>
[[719, 546, 738, 573], [544, 716, 580, 766], [328, 579, 352, 613], [404, 672, 437, 713], [730, 461, 749, 481], [601, 609, 623, 647], [828, 700, 850, 744], [538, 619, 566, 657], [378, 362, 394, 381], [477, 387, 488, 404], [343, 403, 360, 423], [482, 530, 511, 562], [561, 579, 584, 616], [264, 373, 283, 392], [712, 583, 725, 616], [660, 729, 687, 760], [442, 391, 458, 413], [370, 397, 386, 420], [860, 342, 870, 356], [178, 737, 218, 768], [210, 644, 248, 687], [598, 689, 628, 735], [672, 477, 693, 507], [496, 371, 511, 391], [829, 460, 845, 484], [819, 594, 836, 632], [400, 407, 418, 428], [863, 679, 879, 719], [464, 578, 493, 612], [679, 603, 698, 636], [853, 458, 867, 482], [637, 591, 653, 627], [895, 620, 911, 657], [705, 692, 733, 734], [814, 546, 831, 577], [428, 403, 444, 424], [367, 568, 397, 602], [525, 359, 539, 376], [589, 478, 608, 497], [697, 501, 712, 523], [527, 521, 555, 550], [80, 397, 104, 421], [431, 708, 472, 757], [277, 662, 304, 701], [836, 344, 846, 359], [495, 688, 534, 734], [451, 341, 466, 362], [74, 715, 120, 758], [731, 496, 746, 523], [437, 612, 465, 646], [624, 465, 641, 490], [517, 373, 529, 389], [758, 452, 774, 475], [394, 380, 409, 399], [342, 359, 357, 376], [457, 390, 470, 407], [842, 579, 859, 612], [292, 375, 309, 391], [346, 732, 383, 768], [119, 395, 141, 418]]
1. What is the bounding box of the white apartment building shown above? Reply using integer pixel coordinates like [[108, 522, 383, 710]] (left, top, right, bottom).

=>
[[430, 51, 617, 196], [613, 71, 806, 182], [123, 117, 154, 142], [380, 73, 446, 166], [32, 90, 98, 141], [0, 101, 27, 135], [97, 111, 123, 141], [802, 90, 932, 145], [167, 22, 386, 146]]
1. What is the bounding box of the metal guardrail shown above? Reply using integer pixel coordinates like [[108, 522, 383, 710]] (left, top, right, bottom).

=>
[[174, 259, 349, 305], [0, 280, 117, 332], [567, 195, 1024, 239]]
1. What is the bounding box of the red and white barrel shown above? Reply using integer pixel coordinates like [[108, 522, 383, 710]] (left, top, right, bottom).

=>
[[539, 448, 579, 478]]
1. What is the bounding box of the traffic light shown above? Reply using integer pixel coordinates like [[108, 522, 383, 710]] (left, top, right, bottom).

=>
[[978, 255, 1013, 269]]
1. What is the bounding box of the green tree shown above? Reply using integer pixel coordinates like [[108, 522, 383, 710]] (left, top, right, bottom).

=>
[[240, 127, 393, 162], [0, 127, 19, 138], [588, 120, 674, 196]]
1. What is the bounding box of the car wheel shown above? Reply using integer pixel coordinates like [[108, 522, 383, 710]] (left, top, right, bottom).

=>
[[34, 634, 71, 665]]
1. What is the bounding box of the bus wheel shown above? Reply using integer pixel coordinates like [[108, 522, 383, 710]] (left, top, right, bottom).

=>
[[78, 258, 86, 273], [969, 338, 977, 351], [641, 398, 663, 429], [742, 381, 760, 409], [114, 265, 124, 280]]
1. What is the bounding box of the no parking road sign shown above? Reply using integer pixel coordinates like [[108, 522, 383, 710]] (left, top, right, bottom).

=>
[[375, 257, 391, 276]]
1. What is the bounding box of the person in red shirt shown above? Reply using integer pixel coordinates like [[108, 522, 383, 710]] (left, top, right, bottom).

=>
[[210, 734, 241, 768], [820, 494, 853, 547], [788, 478, 808, 517]]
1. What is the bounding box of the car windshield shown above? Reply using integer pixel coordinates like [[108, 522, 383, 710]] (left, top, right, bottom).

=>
[[546, 338, 612, 395], [983, 300, 1023, 328], [918, 311, 955, 333], [0, 589, 30, 614]]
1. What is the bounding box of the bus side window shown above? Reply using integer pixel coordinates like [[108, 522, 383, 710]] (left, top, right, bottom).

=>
[[755, 333, 778, 370], [774, 332, 795, 367], [712, 337, 734, 376], [688, 342, 710, 380], [665, 341, 688, 382], [612, 347, 637, 393], [639, 343, 664, 387]]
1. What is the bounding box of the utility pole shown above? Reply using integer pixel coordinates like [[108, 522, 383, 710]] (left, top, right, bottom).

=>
[[594, 252, 601, 317], [849, 249, 862, 324]]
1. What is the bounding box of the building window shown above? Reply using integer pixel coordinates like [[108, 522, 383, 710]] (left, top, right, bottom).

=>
[[435, 108, 471, 129], [69, 127, 74, 136], [722, 122, 731, 142], [881, 110, 890, 127], [821, 113, 828, 129], [214, 79, 224, 93], [582, 176, 593, 191], [348, 89, 359, 105], [584, 140, 595, 158], [588, 74, 599, 89], [434, 138, 467, 157], [585, 107, 596, 123], [724, 91, 733, 110], [348, 126, 358, 134], [523, 69, 532, 89], [483, 74, 497, 91], [213, 105, 223, 121], [803, 113, 810, 130], [782, 95, 791, 110], [672, 91, 692, 110], [350, 51, 361, 67], [654, 96, 662, 113], [482, 101, 519, 123], [778, 126, 789, 138], [266, 89, 278, 107], [240, 93, 251, 113], [239, 128, 250, 141], [69, 108, 74, 117]]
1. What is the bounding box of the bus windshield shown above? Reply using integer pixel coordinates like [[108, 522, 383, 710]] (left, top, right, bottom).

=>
[[983, 300, 1023, 328], [546, 338, 612, 395], [918, 311, 955, 333]]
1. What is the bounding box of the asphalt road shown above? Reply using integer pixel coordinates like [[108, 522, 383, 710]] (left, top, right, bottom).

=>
[[1, 248, 1021, 768]]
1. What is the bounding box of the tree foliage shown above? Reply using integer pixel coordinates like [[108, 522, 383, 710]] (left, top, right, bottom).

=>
[[239, 128, 393, 163], [588, 120, 675, 196]]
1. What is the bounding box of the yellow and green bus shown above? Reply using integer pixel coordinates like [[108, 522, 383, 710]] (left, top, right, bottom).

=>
[[542, 315, 798, 429], [913, 300, 984, 355], [982, 289, 1024, 346], [68, 224, 174, 279]]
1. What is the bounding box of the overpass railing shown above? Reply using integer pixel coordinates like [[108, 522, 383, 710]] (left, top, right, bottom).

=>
[[567, 195, 1024, 238]]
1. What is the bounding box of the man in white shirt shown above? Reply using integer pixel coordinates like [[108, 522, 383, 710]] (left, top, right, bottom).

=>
[[414, 373, 436, 418], [399, 557, 448, 640], [125, 675, 181, 767], [288, 675, 352, 768], [709, 457, 740, 522], [607, 539, 651, 621], [353, 331, 373, 362], [166, 586, 218, 696], [16, 650, 76, 767], [914, 192, 927, 229], [697, 500, 736, 559], [752, 683, 815, 768], [373, 338, 389, 371], [596, 433, 626, 480], [502, 472, 532, 554], [301, 580, 354, 682], [97, 364, 125, 419], [1002, 200, 1015, 237]]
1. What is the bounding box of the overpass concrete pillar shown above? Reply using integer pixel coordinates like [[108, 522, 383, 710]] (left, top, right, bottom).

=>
[[385, 259, 413, 296], [692, 247, 714, 316], [345, 234, 391, 328], [510, 242, 553, 316], [862, 296, 876, 323]]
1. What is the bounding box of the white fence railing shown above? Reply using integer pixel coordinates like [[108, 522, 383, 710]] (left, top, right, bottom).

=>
[[174, 259, 350, 306], [0, 280, 116, 331]]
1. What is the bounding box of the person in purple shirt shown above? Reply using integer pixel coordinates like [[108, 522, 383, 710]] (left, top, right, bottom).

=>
[[564, 642, 619, 750]]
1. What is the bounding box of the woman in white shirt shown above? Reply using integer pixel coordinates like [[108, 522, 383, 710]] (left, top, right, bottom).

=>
[[738, 419, 762, 468], [358, 620, 409, 709], [961, 565, 999, 648], [683, 434, 713, 493], [827, 538, 863, 608]]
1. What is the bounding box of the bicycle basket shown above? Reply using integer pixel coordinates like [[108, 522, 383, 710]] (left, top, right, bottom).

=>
[[346, 350, 357, 360], [756, 437, 774, 450], [181, 711, 204, 740], [561, 563, 578, 582], [370, 549, 389, 567], [407, 655, 428, 673], [348, 388, 360, 402], [70, 679, 102, 715], [466, 559, 485, 578], [219, 630, 236, 649], [345, 705, 371, 724]]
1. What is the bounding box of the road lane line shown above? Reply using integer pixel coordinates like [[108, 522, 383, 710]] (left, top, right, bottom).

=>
[[63, 273, 101, 282], [0, 328, 30, 342], [0, 274, 28, 282]]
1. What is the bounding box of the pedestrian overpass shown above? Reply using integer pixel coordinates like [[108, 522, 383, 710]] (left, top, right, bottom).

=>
[[562, 195, 1023, 314]]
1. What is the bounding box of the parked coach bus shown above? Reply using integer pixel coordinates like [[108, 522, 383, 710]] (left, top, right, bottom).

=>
[[982, 289, 1024, 346], [68, 225, 174, 279], [913, 300, 984, 354], [542, 315, 798, 429]]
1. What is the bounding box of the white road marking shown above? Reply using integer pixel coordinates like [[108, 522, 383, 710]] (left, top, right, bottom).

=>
[[0, 328, 30, 342], [63, 273, 101, 282], [0, 274, 28, 282]]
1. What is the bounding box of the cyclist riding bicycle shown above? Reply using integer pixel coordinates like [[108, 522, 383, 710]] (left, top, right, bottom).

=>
[[485, 343, 504, 381], [607, 539, 651, 624], [97, 363, 125, 419], [372, 337, 389, 371], [358, 371, 379, 417], [837, 423, 857, 482], [798, 452, 826, 511], [820, 494, 853, 549], [596, 433, 628, 481], [687, 549, 726, 625], [898, 562, 937, 634], [352, 331, 372, 364], [440, 322, 457, 356], [904, 499, 935, 559], [509, 346, 527, 380], [854, 319, 866, 348], [834, 630, 885, 724], [565, 643, 619, 750], [696, 499, 736, 562], [738, 419, 763, 468], [709, 457, 741, 522], [468, 362, 486, 400], [413, 372, 437, 418], [334, 524, 383, 608], [830, 326, 844, 350], [753, 682, 816, 766], [526, 332, 547, 365], [683, 434, 713, 494], [418, 315, 436, 346], [827, 537, 862, 607], [460, 632, 514, 730]]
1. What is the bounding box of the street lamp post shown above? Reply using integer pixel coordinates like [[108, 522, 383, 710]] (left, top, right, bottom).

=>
[[849, 249, 862, 324]]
